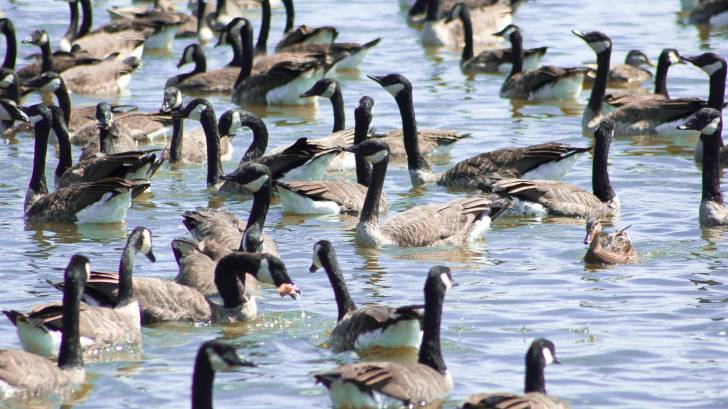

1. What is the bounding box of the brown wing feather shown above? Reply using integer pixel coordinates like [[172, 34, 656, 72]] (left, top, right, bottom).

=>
[[493, 178, 609, 217], [26, 177, 134, 222]]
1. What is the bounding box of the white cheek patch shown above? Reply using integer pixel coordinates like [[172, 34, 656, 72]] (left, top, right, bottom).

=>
[[84, 262, 91, 278], [364, 149, 388, 164], [701, 117, 721, 135], [45, 78, 62, 91], [189, 104, 206, 120], [311, 244, 322, 269], [231, 111, 242, 131], [542, 347, 554, 365], [183, 47, 194, 63], [242, 174, 269, 192], [589, 40, 611, 53], [439, 273, 452, 290], [206, 348, 231, 371], [701, 61, 724, 75], [256, 258, 274, 284], [320, 82, 337, 99], [0, 75, 12, 87], [384, 83, 405, 97], [669, 52, 681, 64], [140, 229, 152, 254], [41, 32, 49, 44]]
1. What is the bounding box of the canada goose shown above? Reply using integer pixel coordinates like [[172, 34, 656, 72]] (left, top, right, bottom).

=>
[[302, 77, 471, 164], [78, 251, 300, 324], [7, 227, 154, 359], [190, 340, 255, 409], [0, 255, 87, 400], [370, 73, 589, 189], [0, 73, 28, 131], [446, 3, 547, 74], [277, 0, 338, 51], [583, 218, 637, 265], [460, 339, 569, 409], [255, 0, 380, 70], [496, 25, 584, 100], [277, 96, 388, 215], [161, 87, 233, 164], [315, 266, 455, 408], [23, 104, 138, 223], [688, 0, 728, 25], [677, 108, 728, 226], [310, 240, 424, 352], [683, 53, 728, 161], [79, 103, 140, 161], [166, 43, 238, 93], [575, 31, 725, 136], [419, 0, 512, 48], [66, 0, 149, 60], [347, 139, 510, 247], [17, 29, 102, 82], [603, 48, 683, 109], [60, 53, 141, 96], [106, 0, 191, 50], [585, 50, 653, 88], [229, 18, 332, 106], [493, 119, 618, 219], [0, 18, 16, 70]]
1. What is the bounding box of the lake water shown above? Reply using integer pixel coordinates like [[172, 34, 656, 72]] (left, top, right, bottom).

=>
[[1, 0, 727, 408]]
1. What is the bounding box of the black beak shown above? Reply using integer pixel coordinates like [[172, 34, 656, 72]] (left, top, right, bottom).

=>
[[300, 89, 318, 98], [571, 30, 587, 40], [309, 263, 318, 273], [146, 249, 156, 263], [680, 56, 697, 65], [367, 75, 385, 85]]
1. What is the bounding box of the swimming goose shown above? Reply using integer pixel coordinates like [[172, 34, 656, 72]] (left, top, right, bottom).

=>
[[688, 0, 728, 25], [347, 139, 510, 247], [419, 0, 512, 48], [575, 31, 725, 135], [277, 0, 338, 51], [302, 77, 470, 165], [79, 251, 300, 324], [23, 104, 137, 223], [585, 50, 653, 88], [496, 25, 584, 100], [315, 266, 455, 408], [310, 240, 424, 353], [166, 44, 238, 93], [603, 48, 683, 109], [190, 340, 255, 409], [0, 74, 28, 132], [370, 73, 589, 189], [276, 96, 389, 215], [230, 18, 332, 106], [677, 108, 728, 226], [460, 339, 569, 409], [493, 119, 618, 219], [0, 255, 87, 400], [446, 3, 546, 75], [7, 227, 154, 359], [106, 0, 191, 50], [17, 29, 102, 83], [66, 0, 149, 60], [0, 18, 16, 70], [58, 53, 141, 96], [582, 218, 637, 265], [79, 103, 140, 161]]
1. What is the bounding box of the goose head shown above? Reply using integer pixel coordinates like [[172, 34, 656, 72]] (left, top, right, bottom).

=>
[[219, 162, 271, 192], [128, 226, 156, 263], [681, 52, 727, 76], [215, 17, 246, 48], [355, 95, 374, 124], [66, 254, 91, 289], [23, 29, 49, 46], [368, 73, 412, 99], [659, 48, 683, 67], [493, 23, 521, 41], [309, 240, 334, 273], [96, 102, 114, 130], [625, 50, 653, 67], [426, 265, 457, 296], [177, 43, 203, 68], [572, 30, 612, 54], [218, 109, 256, 137], [527, 338, 560, 369], [160, 86, 183, 114], [595, 118, 615, 142], [300, 78, 339, 99], [677, 107, 722, 135], [344, 139, 390, 165], [199, 340, 255, 371]]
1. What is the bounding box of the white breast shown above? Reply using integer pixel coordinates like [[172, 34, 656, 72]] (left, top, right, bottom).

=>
[[265, 69, 323, 106], [75, 191, 132, 224], [531, 74, 584, 101]]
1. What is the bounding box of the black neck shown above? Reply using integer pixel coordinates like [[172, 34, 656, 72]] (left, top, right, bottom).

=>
[[255, 0, 271, 56], [51, 106, 73, 180], [201, 109, 223, 186], [321, 250, 357, 321], [410, 0, 427, 16], [592, 133, 615, 203], [78, 0, 92, 38], [116, 244, 135, 307], [395, 91, 431, 173], [227, 30, 243, 67], [99, 126, 111, 154], [39, 40, 53, 73], [241, 118, 269, 162], [524, 358, 546, 394], [426, 0, 439, 21], [215, 0, 226, 18], [0, 69, 19, 103], [2, 21, 16, 70], [169, 112, 185, 163], [588, 48, 611, 114], [330, 89, 345, 133], [418, 284, 446, 374], [214, 253, 256, 308], [353, 108, 372, 186], [54, 84, 72, 128], [191, 349, 215, 409], [360, 157, 388, 225], [508, 31, 524, 77], [195, 0, 206, 35], [63, 1, 79, 48], [246, 181, 271, 232], [283, 0, 294, 32], [702, 124, 724, 203], [234, 24, 254, 89], [653, 53, 670, 98], [29, 118, 50, 196], [57, 274, 83, 370], [458, 8, 474, 62], [707, 66, 726, 111]]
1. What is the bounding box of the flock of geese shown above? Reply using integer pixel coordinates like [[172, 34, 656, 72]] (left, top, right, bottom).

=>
[[0, 0, 727, 408]]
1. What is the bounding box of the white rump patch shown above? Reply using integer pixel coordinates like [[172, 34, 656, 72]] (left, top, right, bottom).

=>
[[467, 217, 492, 242], [523, 153, 581, 180]]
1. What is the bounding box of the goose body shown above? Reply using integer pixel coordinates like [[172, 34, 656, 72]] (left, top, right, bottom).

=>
[[497, 25, 583, 101], [78, 103, 141, 161], [460, 339, 570, 409], [17, 29, 103, 83], [106, 0, 190, 50], [189, 341, 255, 409], [583, 218, 637, 265], [311, 241, 423, 352], [8, 228, 154, 359], [60, 56, 141, 96], [419, 0, 512, 48], [0, 256, 87, 400], [316, 266, 455, 408], [370, 73, 588, 189], [493, 119, 619, 219]]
